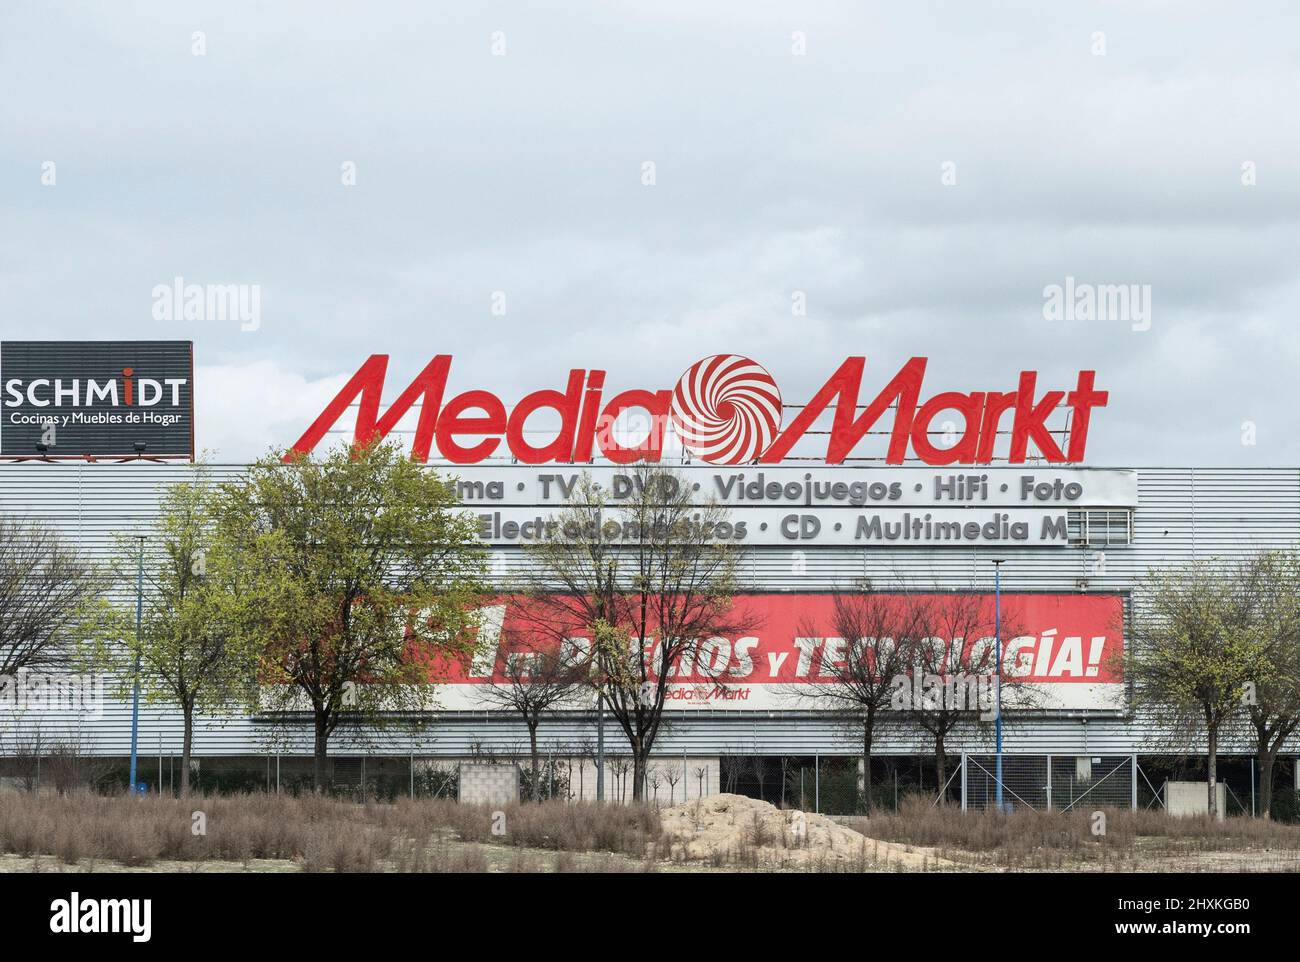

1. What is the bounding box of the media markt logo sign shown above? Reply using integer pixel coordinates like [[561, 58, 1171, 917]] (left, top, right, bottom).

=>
[[293, 353, 1108, 466], [0, 341, 194, 460], [669, 354, 783, 464]]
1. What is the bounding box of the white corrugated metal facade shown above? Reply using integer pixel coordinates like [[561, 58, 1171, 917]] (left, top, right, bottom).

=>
[[1, 462, 1298, 761]]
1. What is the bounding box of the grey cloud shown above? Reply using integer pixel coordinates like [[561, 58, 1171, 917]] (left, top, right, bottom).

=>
[[2, 1, 1298, 465]]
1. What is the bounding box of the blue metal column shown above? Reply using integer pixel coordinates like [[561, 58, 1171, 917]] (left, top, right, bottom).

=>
[[993, 559, 1005, 811], [129, 536, 144, 794], [595, 693, 605, 802]]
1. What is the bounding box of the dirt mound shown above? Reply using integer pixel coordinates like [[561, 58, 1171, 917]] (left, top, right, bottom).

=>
[[659, 794, 957, 871]]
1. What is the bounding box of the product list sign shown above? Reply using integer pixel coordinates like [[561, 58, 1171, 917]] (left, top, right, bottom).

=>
[[0, 341, 194, 459], [449, 466, 1138, 547]]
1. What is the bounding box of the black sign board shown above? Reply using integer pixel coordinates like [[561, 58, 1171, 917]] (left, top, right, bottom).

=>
[[0, 341, 194, 459]]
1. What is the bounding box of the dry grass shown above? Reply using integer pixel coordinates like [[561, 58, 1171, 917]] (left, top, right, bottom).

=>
[[0, 791, 661, 872], [4, 790, 1299, 873], [841, 796, 1300, 871], [410, 796, 661, 856]]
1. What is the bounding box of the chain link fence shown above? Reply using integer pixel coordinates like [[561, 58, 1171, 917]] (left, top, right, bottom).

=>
[[962, 754, 1136, 812]]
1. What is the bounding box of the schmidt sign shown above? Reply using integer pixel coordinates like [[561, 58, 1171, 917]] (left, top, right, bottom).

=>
[[0, 341, 194, 460]]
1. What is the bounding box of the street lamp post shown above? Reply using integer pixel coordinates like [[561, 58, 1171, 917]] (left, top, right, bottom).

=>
[[129, 535, 145, 795], [991, 558, 1005, 811], [595, 690, 605, 802]]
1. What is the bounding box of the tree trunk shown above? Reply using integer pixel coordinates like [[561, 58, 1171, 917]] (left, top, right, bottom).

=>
[[313, 714, 330, 792], [1258, 749, 1275, 820], [528, 721, 541, 802], [1207, 726, 1218, 818], [180, 707, 194, 798], [632, 745, 647, 802], [861, 725, 874, 815]]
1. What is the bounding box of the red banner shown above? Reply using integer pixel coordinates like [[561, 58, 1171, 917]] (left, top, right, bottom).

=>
[[435, 592, 1125, 712]]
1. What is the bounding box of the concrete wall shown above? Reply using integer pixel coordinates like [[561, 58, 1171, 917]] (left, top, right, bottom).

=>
[[458, 761, 519, 806], [1166, 780, 1226, 820]]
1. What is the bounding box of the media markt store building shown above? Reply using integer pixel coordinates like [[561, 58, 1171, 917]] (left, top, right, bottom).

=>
[[1, 343, 1298, 812]]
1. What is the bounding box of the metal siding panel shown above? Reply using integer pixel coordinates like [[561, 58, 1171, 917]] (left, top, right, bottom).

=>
[[2, 465, 1298, 757]]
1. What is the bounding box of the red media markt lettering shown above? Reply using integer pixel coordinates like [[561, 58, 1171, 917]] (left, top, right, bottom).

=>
[[289, 354, 1108, 466]]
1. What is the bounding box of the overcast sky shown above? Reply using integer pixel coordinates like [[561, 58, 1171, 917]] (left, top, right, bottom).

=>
[[3, 2, 1298, 465]]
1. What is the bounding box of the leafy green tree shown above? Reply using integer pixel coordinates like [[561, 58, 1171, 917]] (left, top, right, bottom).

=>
[[87, 469, 258, 796], [1128, 558, 1275, 818], [1241, 551, 1300, 818], [216, 440, 487, 789]]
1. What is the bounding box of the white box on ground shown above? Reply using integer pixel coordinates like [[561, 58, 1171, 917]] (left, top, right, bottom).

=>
[[459, 761, 519, 806], [1165, 780, 1227, 820]]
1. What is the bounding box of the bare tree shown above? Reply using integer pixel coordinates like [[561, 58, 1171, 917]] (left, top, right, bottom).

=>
[[789, 585, 927, 813], [44, 729, 115, 796], [5, 724, 47, 792], [473, 623, 587, 801], [611, 756, 632, 803], [4, 723, 112, 795], [663, 763, 681, 804], [753, 755, 769, 801], [723, 749, 746, 794], [522, 465, 753, 801], [570, 737, 597, 801], [0, 516, 100, 678], [901, 590, 1032, 801]]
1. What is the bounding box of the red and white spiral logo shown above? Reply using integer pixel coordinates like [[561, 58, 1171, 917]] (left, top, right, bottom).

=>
[[670, 355, 783, 464]]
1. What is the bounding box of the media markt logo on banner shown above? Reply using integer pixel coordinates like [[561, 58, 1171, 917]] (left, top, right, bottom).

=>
[[292, 353, 1108, 466], [0, 341, 194, 460]]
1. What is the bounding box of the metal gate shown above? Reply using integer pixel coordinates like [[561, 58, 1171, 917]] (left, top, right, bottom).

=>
[[950, 754, 1139, 812]]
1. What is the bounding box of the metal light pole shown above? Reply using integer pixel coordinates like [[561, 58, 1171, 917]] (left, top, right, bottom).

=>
[[129, 535, 145, 795], [595, 692, 605, 802], [992, 559, 1005, 811], [594, 541, 609, 803]]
